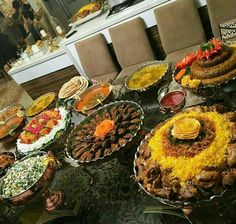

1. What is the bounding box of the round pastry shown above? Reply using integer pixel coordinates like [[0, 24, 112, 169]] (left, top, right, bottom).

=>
[[134, 105, 236, 203]]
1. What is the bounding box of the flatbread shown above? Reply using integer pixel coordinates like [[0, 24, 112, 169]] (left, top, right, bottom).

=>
[[59, 76, 88, 99]]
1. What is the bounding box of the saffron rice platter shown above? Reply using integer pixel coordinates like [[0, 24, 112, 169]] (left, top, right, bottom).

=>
[[134, 104, 236, 207]]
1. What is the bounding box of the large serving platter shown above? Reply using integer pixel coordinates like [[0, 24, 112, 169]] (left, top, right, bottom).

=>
[[133, 105, 236, 208], [133, 127, 228, 208], [66, 100, 144, 166], [172, 40, 236, 97]]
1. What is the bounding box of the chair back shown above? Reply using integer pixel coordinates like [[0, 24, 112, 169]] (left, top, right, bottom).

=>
[[75, 34, 118, 80], [109, 17, 155, 68], [154, 0, 206, 55], [207, 0, 236, 38]]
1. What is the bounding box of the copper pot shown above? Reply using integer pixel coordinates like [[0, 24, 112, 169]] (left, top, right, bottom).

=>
[[0, 151, 58, 206]]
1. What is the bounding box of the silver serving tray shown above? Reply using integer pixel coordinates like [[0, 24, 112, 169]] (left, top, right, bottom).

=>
[[65, 100, 144, 166], [133, 118, 229, 208]]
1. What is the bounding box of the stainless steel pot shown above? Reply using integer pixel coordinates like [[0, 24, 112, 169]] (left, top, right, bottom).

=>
[[107, 0, 130, 8]]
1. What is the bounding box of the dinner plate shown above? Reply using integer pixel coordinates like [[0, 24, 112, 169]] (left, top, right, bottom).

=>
[[69, 8, 103, 27]]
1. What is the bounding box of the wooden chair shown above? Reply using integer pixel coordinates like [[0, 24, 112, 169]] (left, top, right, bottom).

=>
[[154, 0, 206, 66], [75, 33, 118, 83], [109, 17, 155, 80], [207, 0, 236, 39]]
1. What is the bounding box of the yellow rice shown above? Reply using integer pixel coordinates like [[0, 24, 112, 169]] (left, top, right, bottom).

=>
[[149, 112, 231, 183]]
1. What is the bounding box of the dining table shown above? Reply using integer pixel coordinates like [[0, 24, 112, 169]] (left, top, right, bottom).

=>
[[1, 76, 236, 224]]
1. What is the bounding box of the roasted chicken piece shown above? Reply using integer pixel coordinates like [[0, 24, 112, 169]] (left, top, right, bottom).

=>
[[195, 170, 222, 190], [178, 184, 198, 200]]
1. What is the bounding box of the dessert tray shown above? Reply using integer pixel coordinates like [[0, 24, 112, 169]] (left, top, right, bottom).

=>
[[66, 100, 144, 165], [134, 104, 236, 207], [126, 61, 170, 92], [17, 107, 70, 155], [173, 39, 236, 93]]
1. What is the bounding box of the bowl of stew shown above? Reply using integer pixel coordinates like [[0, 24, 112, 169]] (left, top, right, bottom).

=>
[[73, 83, 113, 115]]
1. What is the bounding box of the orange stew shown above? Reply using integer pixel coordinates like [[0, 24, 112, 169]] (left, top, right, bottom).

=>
[[75, 85, 110, 111], [94, 119, 115, 138], [0, 115, 24, 139]]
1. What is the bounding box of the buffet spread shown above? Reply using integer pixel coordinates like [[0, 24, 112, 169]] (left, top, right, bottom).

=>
[[1, 39, 236, 223]]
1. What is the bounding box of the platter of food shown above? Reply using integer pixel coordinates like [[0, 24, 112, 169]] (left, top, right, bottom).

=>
[[17, 107, 70, 155], [0, 104, 25, 139], [66, 100, 144, 165], [58, 76, 88, 100], [0, 151, 57, 206], [126, 61, 170, 92], [173, 38, 236, 92], [69, 2, 103, 27], [25, 92, 56, 117], [73, 83, 113, 114], [134, 104, 236, 207]]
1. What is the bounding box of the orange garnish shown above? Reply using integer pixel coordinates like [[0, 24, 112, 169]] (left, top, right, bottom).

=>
[[175, 68, 186, 81], [94, 119, 115, 138]]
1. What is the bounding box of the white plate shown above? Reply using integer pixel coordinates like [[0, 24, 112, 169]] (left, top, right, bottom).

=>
[[69, 8, 103, 27]]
